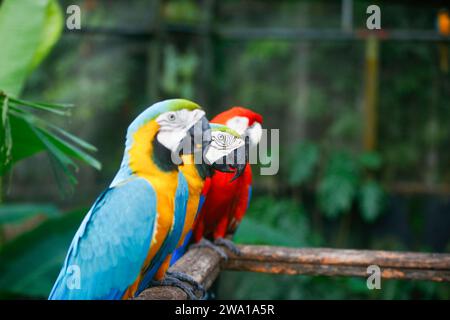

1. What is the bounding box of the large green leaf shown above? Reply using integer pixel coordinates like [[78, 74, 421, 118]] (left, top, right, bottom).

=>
[[1, 97, 101, 186], [0, 209, 85, 298], [29, 0, 63, 71], [0, 0, 62, 96], [0, 0, 65, 176], [6, 114, 45, 169], [0, 203, 59, 224]]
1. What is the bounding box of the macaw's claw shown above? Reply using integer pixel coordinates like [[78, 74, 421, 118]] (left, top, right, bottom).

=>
[[165, 271, 206, 299], [214, 238, 241, 256], [190, 238, 229, 260], [150, 277, 199, 300]]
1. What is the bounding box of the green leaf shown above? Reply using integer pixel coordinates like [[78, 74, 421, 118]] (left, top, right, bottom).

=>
[[318, 152, 359, 218], [44, 123, 97, 153], [29, 0, 63, 71], [9, 96, 70, 116], [288, 141, 319, 186], [0, 95, 12, 167], [0, 0, 62, 96], [32, 126, 79, 185], [359, 180, 385, 223], [2, 112, 44, 174], [0, 209, 86, 298], [0, 203, 59, 224], [0, 0, 84, 188], [38, 126, 101, 170], [2, 103, 101, 184]]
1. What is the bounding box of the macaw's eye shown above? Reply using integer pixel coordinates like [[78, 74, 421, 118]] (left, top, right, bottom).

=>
[[214, 132, 236, 149], [168, 113, 176, 121]]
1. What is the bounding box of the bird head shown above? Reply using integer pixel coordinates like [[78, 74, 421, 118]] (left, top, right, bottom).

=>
[[124, 99, 211, 172], [212, 106, 263, 149], [204, 124, 248, 181], [155, 102, 211, 161]]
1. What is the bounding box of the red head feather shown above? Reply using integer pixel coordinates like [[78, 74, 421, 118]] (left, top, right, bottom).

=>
[[211, 106, 263, 126]]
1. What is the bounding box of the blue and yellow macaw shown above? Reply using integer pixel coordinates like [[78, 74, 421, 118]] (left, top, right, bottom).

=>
[[171, 124, 247, 265], [49, 99, 211, 300]]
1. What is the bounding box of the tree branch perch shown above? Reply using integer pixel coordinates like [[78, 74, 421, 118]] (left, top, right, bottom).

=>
[[135, 245, 450, 300]]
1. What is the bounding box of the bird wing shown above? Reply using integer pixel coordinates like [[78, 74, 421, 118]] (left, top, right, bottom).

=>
[[48, 177, 157, 300]]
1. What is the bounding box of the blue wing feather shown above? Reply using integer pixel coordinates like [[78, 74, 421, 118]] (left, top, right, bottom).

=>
[[138, 172, 188, 293], [49, 177, 157, 300]]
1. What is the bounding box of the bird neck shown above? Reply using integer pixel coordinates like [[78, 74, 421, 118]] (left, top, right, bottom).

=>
[[113, 120, 178, 186], [179, 155, 208, 190]]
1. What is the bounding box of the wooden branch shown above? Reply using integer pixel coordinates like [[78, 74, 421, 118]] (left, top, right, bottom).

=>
[[225, 246, 450, 282], [135, 245, 450, 300], [135, 246, 222, 300]]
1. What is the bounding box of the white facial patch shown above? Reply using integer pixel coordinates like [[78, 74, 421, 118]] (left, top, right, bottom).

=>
[[226, 116, 249, 136], [247, 122, 262, 148], [204, 131, 245, 164], [156, 109, 205, 152]]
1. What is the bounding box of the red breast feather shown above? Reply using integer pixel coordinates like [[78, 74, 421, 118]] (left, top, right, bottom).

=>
[[193, 107, 262, 241]]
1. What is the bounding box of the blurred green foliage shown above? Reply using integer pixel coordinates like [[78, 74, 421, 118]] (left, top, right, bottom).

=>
[[0, 203, 59, 225], [0, 209, 85, 298], [0, 0, 100, 299], [288, 141, 319, 187], [236, 197, 309, 247], [286, 142, 385, 222], [0, 0, 100, 184]]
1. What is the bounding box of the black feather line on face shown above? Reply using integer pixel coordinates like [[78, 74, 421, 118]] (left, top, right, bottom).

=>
[[152, 138, 178, 172]]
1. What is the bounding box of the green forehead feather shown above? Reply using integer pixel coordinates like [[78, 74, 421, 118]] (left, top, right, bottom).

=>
[[210, 123, 242, 138], [127, 99, 202, 133], [166, 99, 201, 112]]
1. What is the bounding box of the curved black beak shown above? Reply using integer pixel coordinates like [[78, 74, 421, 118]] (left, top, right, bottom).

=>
[[181, 116, 211, 160], [230, 163, 246, 182], [211, 160, 234, 173], [229, 136, 249, 182], [200, 116, 211, 158]]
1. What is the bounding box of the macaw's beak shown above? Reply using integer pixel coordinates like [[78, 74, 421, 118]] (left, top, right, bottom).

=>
[[200, 116, 212, 157], [230, 163, 246, 182], [209, 136, 249, 181], [184, 115, 211, 159], [211, 161, 234, 173], [229, 136, 249, 182]]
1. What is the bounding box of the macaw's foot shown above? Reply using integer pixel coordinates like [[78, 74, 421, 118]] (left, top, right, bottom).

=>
[[165, 271, 206, 299], [214, 237, 241, 256], [151, 276, 199, 300], [190, 238, 228, 260]]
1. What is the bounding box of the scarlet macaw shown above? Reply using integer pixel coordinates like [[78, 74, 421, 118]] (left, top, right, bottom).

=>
[[171, 107, 262, 263], [171, 124, 247, 265], [48, 99, 228, 300], [193, 107, 263, 251]]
